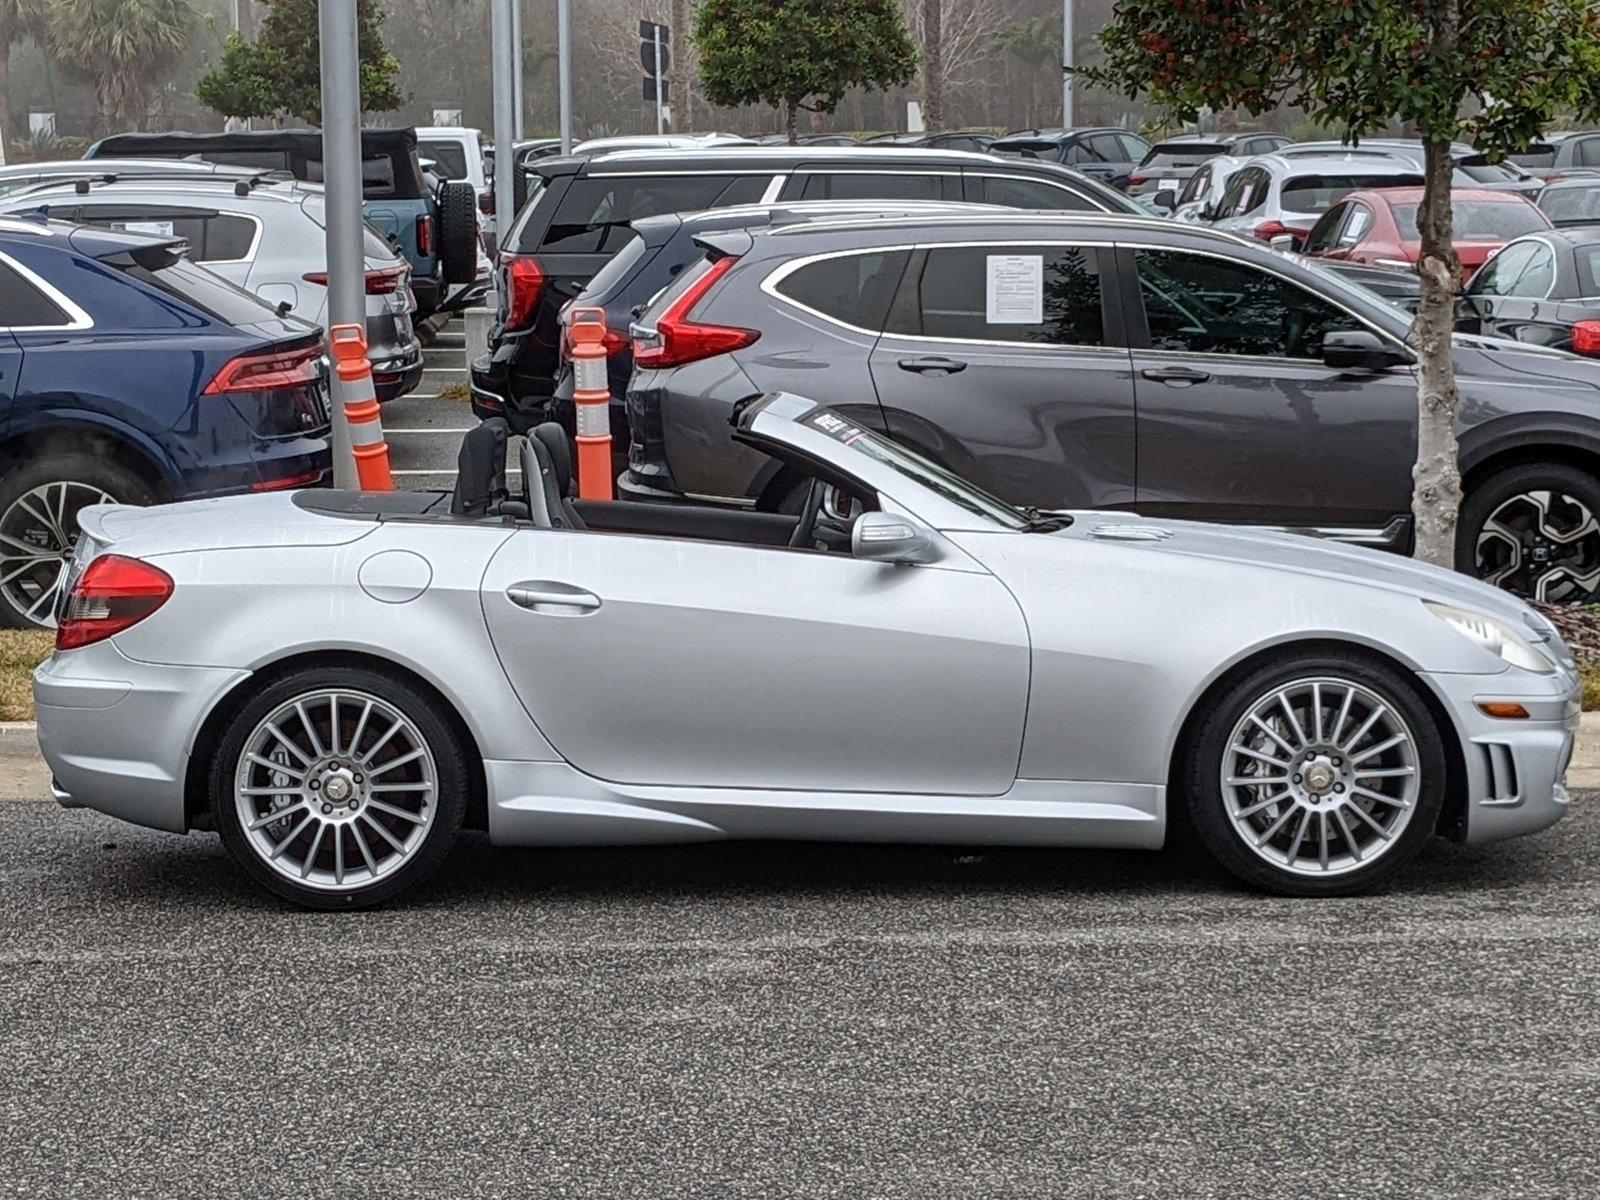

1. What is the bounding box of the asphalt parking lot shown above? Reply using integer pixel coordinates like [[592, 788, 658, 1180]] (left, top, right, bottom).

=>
[[1, 770, 1596, 1198]]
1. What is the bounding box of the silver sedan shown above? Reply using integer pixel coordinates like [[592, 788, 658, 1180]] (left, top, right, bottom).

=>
[[35, 393, 1580, 908]]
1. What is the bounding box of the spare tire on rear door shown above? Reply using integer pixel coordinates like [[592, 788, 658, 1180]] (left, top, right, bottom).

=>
[[436, 181, 478, 285]]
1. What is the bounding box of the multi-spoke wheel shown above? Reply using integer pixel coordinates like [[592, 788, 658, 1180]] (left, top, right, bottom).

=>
[[0, 453, 150, 628], [213, 667, 466, 909], [1459, 464, 1600, 603], [1185, 652, 1446, 896]]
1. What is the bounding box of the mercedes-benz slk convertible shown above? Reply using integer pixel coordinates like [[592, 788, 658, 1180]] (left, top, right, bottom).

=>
[[34, 393, 1580, 908]]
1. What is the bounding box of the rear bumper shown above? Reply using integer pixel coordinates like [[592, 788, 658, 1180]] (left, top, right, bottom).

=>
[[35, 641, 248, 835], [1423, 666, 1581, 845], [372, 340, 425, 402]]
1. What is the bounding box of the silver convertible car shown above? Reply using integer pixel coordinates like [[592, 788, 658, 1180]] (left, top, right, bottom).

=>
[[35, 393, 1580, 908]]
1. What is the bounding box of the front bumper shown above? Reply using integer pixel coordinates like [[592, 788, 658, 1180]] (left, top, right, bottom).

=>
[[1423, 666, 1581, 845], [35, 640, 248, 835]]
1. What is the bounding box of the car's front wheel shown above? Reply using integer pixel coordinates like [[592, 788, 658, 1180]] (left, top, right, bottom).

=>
[[1183, 651, 1447, 896], [1458, 462, 1600, 603], [211, 666, 467, 909]]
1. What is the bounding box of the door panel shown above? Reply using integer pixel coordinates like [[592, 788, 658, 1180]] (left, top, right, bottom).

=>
[[1123, 246, 1416, 526], [481, 531, 1031, 795], [868, 243, 1136, 510], [0, 332, 18, 437]]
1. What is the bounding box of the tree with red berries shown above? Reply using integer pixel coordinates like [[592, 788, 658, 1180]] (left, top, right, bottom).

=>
[[1079, 0, 1600, 570]]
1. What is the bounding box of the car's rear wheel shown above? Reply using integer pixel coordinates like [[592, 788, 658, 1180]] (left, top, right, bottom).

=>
[[1183, 651, 1446, 896], [212, 666, 467, 909], [1458, 463, 1600, 602], [0, 454, 152, 629]]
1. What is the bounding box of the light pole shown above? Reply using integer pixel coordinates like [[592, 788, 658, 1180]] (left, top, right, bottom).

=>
[[510, 0, 525, 141], [557, 0, 574, 153], [1062, 0, 1075, 128], [491, 0, 516, 238]]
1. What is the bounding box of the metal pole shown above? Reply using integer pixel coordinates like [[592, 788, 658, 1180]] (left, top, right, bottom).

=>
[[1062, 0, 1075, 128], [653, 27, 664, 136], [491, 0, 516, 244], [557, 0, 573, 153], [318, 0, 365, 489], [510, 0, 525, 141]]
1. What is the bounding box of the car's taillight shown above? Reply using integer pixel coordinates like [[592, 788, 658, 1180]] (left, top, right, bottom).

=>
[[1253, 220, 1293, 242], [416, 214, 436, 257], [1127, 173, 1147, 186], [501, 254, 546, 332], [301, 267, 410, 295], [632, 256, 758, 370], [203, 344, 322, 395], [1572, 320, 1600, 355], [479, 190, 495, 216], [56, 555, 174, 651]]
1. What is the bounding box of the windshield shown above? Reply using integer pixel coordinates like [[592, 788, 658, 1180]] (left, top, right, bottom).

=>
[[1281, 173, 1424, 213], [802, 409, 1031, 530]]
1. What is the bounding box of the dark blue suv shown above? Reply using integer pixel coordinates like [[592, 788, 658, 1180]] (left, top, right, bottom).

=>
[[0, 216, 331, 627]]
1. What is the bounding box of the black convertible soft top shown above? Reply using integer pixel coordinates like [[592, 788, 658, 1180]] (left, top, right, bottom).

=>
[[83, 128, 429, 200]]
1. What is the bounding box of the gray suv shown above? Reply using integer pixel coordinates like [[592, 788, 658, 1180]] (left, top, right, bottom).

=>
[[622, 212, 1600, 601]]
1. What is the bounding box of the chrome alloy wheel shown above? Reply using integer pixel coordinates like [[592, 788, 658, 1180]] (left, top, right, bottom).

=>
[[1221, 677, 1420, 878], [0, 481, 114, 627], [1476, 489, 1600, 602], [234, 689, 437, 892]]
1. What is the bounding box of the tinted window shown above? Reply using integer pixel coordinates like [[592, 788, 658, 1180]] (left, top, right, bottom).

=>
[[582, 235, 654, 303], [717, 174, 774, 205], [1281, 173, 1423, 213], [1301, 203, 1350, 254], [1509, 145, 1557, 169], [1135, 249, 1348, 358], [1118, 134, 1151, 161], [887, 244, 1104, 346], [418, 140, 471, 180], [1216, 168, 1269, 217], [1538, 184, 1600, 225], [1470, 241, 1537, 296], [119, 255, 279, 325], [540, 174, 737, 254], [797, 172, 956, 201], [1579, 139, 1600, 167], [1506, 243, 1555, 297], [0, 258, 70, 327], [1389, 200, 1548, 240], [307, 155, 399, 196], [1140, 142, 1228, 170], [73, 207, 258, 262], [972, 175, 1095, 211], [774, 250, 909, 330]]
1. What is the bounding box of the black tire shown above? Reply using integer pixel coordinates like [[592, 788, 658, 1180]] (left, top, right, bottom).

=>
[[0, 452, 154, 629], [1457, 462, 1600, 603], [436, 181, 478, 285], [211, 665, 467, 910], [1182, 649, 1447, 897]]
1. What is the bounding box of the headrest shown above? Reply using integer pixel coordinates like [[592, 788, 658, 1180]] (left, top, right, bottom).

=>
[[531, 422, 573, 497]]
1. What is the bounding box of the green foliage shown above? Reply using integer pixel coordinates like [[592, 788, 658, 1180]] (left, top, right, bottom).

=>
[[693, 0, 917, 133], [1077, 0, 1600, 159], [49, 0, 197, 131], [195, 0, 404, 125]]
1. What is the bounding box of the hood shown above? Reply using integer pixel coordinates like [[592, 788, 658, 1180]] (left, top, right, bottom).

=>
[[1056, 514, 1548, 632], [77, 494, 373, 560]]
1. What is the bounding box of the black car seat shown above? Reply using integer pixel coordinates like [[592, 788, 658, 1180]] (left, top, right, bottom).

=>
[[519, 423, 586, 530]]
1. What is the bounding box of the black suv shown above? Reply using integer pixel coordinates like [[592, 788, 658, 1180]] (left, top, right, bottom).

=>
[[472, 146, 1142, 416], [989, 127, 1152, 189]]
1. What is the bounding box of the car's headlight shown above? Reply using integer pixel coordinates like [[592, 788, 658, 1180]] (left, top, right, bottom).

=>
[[1424, 601, 1555, 674]]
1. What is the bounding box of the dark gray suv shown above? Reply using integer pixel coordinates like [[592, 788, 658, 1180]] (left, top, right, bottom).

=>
[[622, 212, 1600, 601]]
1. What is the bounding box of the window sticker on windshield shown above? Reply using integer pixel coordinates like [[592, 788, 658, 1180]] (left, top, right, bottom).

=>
[[985, 254, 1043, 324], [808, 410, 868, 446]]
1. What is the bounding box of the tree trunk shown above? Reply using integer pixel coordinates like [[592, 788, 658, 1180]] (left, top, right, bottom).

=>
[[785, 98, 797, 144], [670, 0, 691, 132], [921, 0, 943, 131], [1411, 134, 1464, 568]]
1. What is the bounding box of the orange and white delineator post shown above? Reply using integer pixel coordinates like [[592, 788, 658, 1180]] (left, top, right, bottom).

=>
[[328, 323, 394, 492], [568, 306, 614, 501]]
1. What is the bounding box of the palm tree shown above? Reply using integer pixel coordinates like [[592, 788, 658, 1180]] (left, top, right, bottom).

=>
[[49, 0, 197, 133], [0, 0, 47, 151]]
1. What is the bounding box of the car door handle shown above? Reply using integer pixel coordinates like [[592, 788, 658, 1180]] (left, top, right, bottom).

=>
[[1141, 366, 1212, 385], [507, 583, 601, 614], [898, 356, 968, 374]]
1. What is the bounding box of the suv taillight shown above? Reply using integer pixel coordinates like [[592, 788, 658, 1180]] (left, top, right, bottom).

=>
[[416, 214, 436, 257], [56, 555, 174, 651], [632, 256, 758, 370], [501, 254, 546, 332], [203, 344, 322, 395], [1572, 320, 1600, 355], [301, 267, 410, 295], [479, 191, 495, 216]]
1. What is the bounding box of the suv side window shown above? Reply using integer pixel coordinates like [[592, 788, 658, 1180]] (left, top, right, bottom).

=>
[[0, 256, 71, 328], [540, 174, 757, 254], [970, 175, 1097, 211], [1177, 164, 1213, 205], [772, 250, 911, 330], [1579, 138, 1600, 168], [1134, 249, 1348, 359], [1301, 203, 1349, 254], [886, 244, 1104, 346], [1506, 242, 1556, 297], [1470, 241, 1537, 296], [1118, 134, 1151, 161], [793, 172, 958, 201], [1216, 168, 1268, 218], [70, 205, 258, 262]]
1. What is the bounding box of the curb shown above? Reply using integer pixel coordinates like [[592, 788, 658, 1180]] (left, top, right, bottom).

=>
[[0, 722, 39, 759]]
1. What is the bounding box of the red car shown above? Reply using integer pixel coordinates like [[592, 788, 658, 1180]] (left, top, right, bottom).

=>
[[1300, 187, 1552, 281]]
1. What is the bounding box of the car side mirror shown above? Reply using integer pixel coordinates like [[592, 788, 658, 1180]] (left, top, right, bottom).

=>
[[1152, 186, 1178, 212], [1268, 233, 1296, 252], [852, 511, 941, 565], [1322, 329, 1410, 371]]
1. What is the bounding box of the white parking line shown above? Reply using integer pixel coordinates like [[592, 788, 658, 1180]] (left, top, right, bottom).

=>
[[382, 427, 476, 434]]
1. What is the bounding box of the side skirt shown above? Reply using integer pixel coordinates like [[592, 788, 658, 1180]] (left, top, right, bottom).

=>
[[483, 760, 1165, 850]]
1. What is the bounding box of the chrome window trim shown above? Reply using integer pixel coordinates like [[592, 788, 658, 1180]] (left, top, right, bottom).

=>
[[0, 249, 93, 332], [761, 239, 1120, 353], [1116, 239, 1413, 362]]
